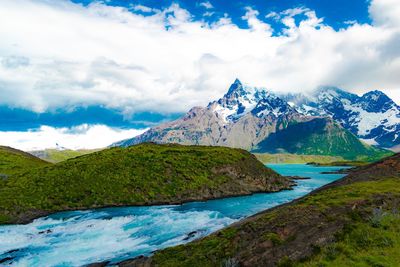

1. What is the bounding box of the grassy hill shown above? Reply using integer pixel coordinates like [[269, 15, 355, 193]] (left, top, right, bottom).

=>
[[125, 153, 400, 267], [0, 143, 292, 224], [254, 118, 392, 161], [0, 146, 50, 177], [29, 148, 101, 163], [254, 153, 344, 164]]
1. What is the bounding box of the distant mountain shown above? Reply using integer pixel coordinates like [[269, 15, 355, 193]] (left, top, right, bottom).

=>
[[253, 117, 388, 160], [284, 87, 400, 149], [114, 79, 307, 150], [113, 80, 392, 160]]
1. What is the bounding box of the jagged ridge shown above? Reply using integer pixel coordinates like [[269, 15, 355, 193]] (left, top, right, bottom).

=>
[[113, 80, 394, 159]]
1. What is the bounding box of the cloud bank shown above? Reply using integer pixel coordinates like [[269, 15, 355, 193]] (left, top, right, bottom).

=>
[[0, 124, 146, 151], [0, 0, 399, 115]]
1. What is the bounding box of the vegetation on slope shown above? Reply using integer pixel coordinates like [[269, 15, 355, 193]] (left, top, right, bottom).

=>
[[0, 146, 49, 177], [123, 153, 400, 267], [29, 148, 101, 163], [307, 160, 369, 167], [0, 143, 292, 224], [254, 118, 392, 161], [254, 153, 343, 164]]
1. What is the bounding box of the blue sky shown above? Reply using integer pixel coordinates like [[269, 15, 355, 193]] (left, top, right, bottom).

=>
[[72, 0, 371, 30], [0, 0, 399, 149]]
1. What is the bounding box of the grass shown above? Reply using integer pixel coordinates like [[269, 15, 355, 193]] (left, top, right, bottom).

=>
[[29, 148, 102, 163], [0, 143, 287, 224], [0, 146, 50, 177], [254, 153, 344, 164], [307, 161, 369, 167], [147, 175, 400, 267], [298, 178, 400, 210], [299, 211, 400, 267]]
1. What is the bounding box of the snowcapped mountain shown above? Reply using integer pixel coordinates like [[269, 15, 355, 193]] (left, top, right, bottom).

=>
[[114, 79, 304, 150], [208, 79, 296, 123], [113, 79, 391, 160], [284, 87, 400, 149]]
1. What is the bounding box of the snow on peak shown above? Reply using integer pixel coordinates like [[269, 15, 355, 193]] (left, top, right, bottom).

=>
[[208, 80, 299, 123], [359, 90, 397, 113], [252, 95, 295, 118], [284, 86, 400, 148], [209, 80, 272, 123]]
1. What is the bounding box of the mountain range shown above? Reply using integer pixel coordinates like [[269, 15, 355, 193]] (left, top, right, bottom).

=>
[[113, 79, 398, 159], [283, 87, 400, 149]]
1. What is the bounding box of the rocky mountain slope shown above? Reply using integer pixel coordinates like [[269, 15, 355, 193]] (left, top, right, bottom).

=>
[[284, 87, 400, 149], [0, 143, 292, 224], [114, 80, 392, 160], [114, 79, 306, 150], [120, 153, 400, 267]]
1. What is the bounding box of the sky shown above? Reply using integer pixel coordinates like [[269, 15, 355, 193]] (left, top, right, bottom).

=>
[[0, 0, 400, 150]]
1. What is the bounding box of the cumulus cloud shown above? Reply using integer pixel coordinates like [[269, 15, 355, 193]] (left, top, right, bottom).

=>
[[0, 0, 399, 116], [0, 124, 146, 151], [242, 7, 272, 33]]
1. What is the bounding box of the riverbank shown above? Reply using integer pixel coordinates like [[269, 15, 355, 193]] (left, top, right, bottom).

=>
[[0, 164, 346, 266], [120, 153, 400, 266]]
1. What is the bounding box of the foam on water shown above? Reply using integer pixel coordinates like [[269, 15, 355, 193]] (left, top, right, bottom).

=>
[[0, 164, 347, 266]]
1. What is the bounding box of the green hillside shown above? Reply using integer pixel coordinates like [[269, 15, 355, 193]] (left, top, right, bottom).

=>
[[0, 143, 292, 224], [254, 153, 343, 164], [128, 153, 400, 267], [29, 148, 101, 163], [254, 118, 392, 161], [0, 146, 50, 177]]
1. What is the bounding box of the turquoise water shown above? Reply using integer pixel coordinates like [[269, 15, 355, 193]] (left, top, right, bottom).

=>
[[0, 164, 347, 266]]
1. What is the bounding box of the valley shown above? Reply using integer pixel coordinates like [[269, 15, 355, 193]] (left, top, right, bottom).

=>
[[1, 1, 400, 266], [0, 163, 348, 266], [0, 143, 292, 225]]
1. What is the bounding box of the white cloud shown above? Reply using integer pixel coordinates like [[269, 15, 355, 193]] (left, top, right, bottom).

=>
[[369, 0, 400, 27], [265, 11, 280, 20], [130, 4, 156, 13], [242, 7, 272, 33], [199, 1, 213, 10], [0, 0, 399, 116], [203, 11, 214, 17], [0, 124, 147, 151]]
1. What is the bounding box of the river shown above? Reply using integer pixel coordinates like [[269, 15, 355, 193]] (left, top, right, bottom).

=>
[[0, 164, 348, 266]]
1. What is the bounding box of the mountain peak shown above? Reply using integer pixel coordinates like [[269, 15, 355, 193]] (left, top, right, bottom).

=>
[[316, 86, 357, 100], [361, 90, 390, 101], [359, 90, 397, 113], [226, 78, 245, 96], [233, 78, 242, 85]]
